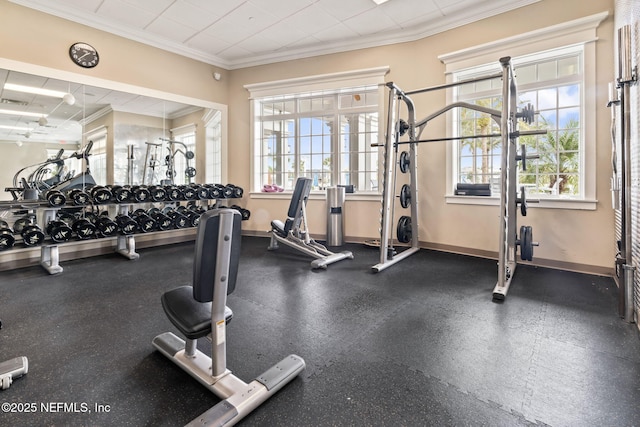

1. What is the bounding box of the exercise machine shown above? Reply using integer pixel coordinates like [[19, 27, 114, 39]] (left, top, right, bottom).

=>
[[153, 209, 305, 426], [159, 137, 196, 184], [5, 141, 96, 201], [609, 25, 637, 323], [268, 177, 354, 269], [373, 57, 543, 301], [0, 320, 29, 390]]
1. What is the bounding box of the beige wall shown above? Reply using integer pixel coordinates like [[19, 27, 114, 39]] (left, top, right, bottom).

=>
[[229, 0, 616, 273], [0, 0, 616, 273]]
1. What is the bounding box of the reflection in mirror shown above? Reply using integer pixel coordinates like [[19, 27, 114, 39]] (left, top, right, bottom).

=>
[[0, 69, 222, 201]]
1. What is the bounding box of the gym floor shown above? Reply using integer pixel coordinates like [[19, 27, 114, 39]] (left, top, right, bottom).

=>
[[1, 236, 639, 426]]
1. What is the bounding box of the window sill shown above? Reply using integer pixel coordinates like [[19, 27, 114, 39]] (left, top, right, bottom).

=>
[[445, 194, 598, 210], [250, 191, 382, 202]]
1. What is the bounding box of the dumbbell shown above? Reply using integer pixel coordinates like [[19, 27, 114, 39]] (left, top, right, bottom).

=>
[[90, 186, 112, 204], [181, 185, 198, 201], [110, 185, 132, 203], [115, 214, 138, 235], [130, 209, 157, 233], [94, 216, 118, 237], [230, 205, 251, 221], [67, 189, 90, 206], [148, 185, 167, 202], [165, 185, 184, 201], [131, 185, 151, 203], [0, 220, 15, 251], [72, 217, 98, 240], [206, 184, 222, 199], [46, 220, 73, 243], [148, 209, 174, 231], [14, 215, 46, 246], [44, 189, 66, 207], [226, 184, 244, 198], [164, 208, 190, 228]]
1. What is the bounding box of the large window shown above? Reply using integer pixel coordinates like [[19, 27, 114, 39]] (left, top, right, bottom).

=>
[[454, 47, 583, 197], [246, 67, 388, 193], [441, 12, 606, 209], [254, 88, 378, 191]]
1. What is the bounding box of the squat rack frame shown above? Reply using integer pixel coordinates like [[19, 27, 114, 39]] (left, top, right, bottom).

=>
[[373, 57, 542, 300]]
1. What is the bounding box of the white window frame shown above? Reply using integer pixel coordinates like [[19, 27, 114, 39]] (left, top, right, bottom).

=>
[[245, 67, 389, 200], [440, 11, 608, 211]]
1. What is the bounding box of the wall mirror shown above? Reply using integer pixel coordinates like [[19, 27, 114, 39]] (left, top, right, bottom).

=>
[[0, 67, 224, 201]]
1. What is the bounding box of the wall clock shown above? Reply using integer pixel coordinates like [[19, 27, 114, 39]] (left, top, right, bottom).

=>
[[69, 42, 99, 68]]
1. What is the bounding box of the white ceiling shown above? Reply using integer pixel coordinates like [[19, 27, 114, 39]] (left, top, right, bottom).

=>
[[10, 0, 539, 70], [2, 0, 539, 144]]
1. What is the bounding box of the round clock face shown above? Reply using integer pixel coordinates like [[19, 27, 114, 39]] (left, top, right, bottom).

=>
[[69, 42, 99, 68]]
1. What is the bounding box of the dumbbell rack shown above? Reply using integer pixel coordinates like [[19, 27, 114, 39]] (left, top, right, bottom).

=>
[[0, 183, 248, 275]]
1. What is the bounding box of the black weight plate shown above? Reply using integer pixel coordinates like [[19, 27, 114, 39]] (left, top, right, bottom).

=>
[[0, 231, 15, 251], [133, 187, 151, 202], [137, 217, 156, 233], [520, 225, 533, 261], [48, 221, 73, 242], [96, 218, 118, 237], [223, 185, 235, 198], [519, 186, 527, 216], [185, 166, 197, 178], [74, 221, 97, 240], [117, 216, 138, 235], [13, 217, 30, 234], [399, 151, 410, 174], [0, 219, 8, 229], [22, 226, 45, 246], [241, 208, 250, 220], [396, 215, 412, 244], [400, 184, 411, 209], [92, 187, 112, 204], [47, 191, 66, 207], [150, 187, 167, 202], [114, 187, 132, 203], [183, 188, 197, 200]]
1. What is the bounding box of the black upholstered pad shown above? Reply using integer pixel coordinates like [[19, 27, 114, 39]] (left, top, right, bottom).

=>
[[161, 285, 213, 340], [271, 220, 286, 236]]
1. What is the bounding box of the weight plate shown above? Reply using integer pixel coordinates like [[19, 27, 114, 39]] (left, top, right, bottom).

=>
[[0, 230, 16, 251], [233, 186, 244, 198], [96, 218, 118, 237], [92, 187, 112, 204], [114, 187, 132, 203], [520, 225, 533, 261], [22, 226, 45, 246], [519, 186, 527, 216], [396, 215, 412, 244], [150, 187, 167, 202], [133, 187, 151, 202], [399, 151, 410, 174], [400, 184, 411, 209], [185, 166, 197, 178], [47, 191, 66, 207]]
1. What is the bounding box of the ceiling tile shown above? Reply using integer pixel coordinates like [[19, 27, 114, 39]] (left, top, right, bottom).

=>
[[315, 0, 376, 21], [182, 0, 247, 18], [248, 0, 315, 20], [313, 23, 361, 43], [145, 15, 199, 43], [161, 1, 218, 32], [119, 0, 175, 15], [343, 7, 401, 36], [284, 4, 342, 35], [97, 0, 157, 29]]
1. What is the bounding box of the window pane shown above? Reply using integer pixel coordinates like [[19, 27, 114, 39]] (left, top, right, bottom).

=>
[[538, 60, 557, 81], [558, 56, 580, 77], [558, 84, 580, 107], [516, 64, 536, 85]]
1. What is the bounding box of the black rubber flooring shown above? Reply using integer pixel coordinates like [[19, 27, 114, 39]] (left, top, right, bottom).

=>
[[0, 236, 639, 426]]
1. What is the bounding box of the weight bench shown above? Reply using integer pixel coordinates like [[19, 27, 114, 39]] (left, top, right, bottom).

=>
[[268, 177, 354, 269], [153, 209, 305, 426]]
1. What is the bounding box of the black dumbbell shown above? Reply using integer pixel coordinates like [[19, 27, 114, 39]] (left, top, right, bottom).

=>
[[131, 209, 156, 233], [72, 218, 98, 240], [90, 186, 112, 204], [0, 222, 15, 251], [131, 185, 151, 203], [45, 189, 66, 207], [230, 205, 251, 221], [67, 189, 90, 206], [165, 185, 184, 201], [196, 185, 210, 200], [95, 216, 118, 237], [110, 185, 132, 203], [149, 185, 167, 202], [46, 220, 73, 243], [115, 214, 138, 235], [165, 209, 190, 228], [21, 221, 45, 247], [148, 209, 174, 231], [182, 185, 197, 200], [207, 184, 222, 199]]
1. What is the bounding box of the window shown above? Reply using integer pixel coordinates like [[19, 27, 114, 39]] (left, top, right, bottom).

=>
[[454, 47, 583, 197], [246, 67, 388, 193], [440, 12, 607, 210]]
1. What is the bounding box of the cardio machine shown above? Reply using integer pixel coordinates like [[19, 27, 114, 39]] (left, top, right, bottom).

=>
[[153, 209, 305, 426]]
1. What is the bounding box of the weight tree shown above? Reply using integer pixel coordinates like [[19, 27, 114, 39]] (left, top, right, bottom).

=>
[[372, 57, 544, 301]]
